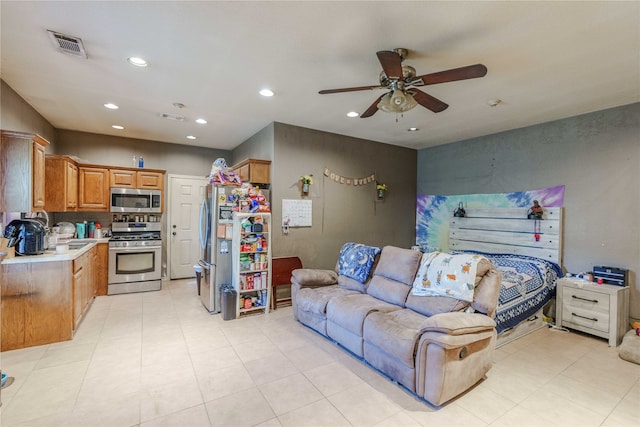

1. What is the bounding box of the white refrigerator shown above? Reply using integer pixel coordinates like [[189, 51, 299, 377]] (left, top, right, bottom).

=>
[[198, 184, 234, 313]]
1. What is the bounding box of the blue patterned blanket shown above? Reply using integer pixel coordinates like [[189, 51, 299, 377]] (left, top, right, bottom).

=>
[[459, 252, 563, 333]]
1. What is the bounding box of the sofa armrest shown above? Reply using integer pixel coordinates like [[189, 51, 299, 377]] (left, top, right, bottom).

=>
[[419, 312, 496, 336], [291, 269, 338, 288]]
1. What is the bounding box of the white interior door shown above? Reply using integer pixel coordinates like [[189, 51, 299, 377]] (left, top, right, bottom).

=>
[[168, 175, 208, 279]]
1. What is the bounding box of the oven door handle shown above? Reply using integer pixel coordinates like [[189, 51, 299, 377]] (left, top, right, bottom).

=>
[[109, 246, 162, 252]]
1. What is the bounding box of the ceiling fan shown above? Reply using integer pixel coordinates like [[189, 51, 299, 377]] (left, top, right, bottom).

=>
[[319, 48, 487, 118]]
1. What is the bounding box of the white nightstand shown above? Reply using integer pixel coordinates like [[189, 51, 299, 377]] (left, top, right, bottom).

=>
[[556, 277, 629, 346]]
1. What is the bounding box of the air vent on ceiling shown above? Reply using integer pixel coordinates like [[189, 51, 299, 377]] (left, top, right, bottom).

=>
[[161, 113, 186, 121], [47, 30, 88, 58]]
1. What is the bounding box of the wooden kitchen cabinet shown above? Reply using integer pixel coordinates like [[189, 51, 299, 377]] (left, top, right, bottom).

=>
[[78, 166, 109, 211], [110, 168, 137, 188], [95, 243, 109, 296], [72, 247, 96, 329], [0, 130, 50, 212], [1, 244, 101, 351], [136, 170, 164, 190], [232, 159, 271, 184], [45, 155, 78, 211], [110, 168, 164, 190], [1, 261, 73, 351]]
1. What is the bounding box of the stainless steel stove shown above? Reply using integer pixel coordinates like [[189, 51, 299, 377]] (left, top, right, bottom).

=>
[[108, 222, 162, 294]]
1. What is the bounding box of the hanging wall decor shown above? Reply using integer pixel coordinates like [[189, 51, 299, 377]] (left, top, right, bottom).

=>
[[376, 182, 388, 200], [323, 167, 376, 186], [300, 175, 313, 196]]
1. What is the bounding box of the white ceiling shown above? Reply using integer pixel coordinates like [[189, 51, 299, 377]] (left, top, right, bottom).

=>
[[1, 1, 638, 151]]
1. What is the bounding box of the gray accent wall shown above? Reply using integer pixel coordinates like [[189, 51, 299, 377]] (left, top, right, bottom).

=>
[[231, 123, 274, 166], [417, 103, 640, 321], [1, 80, 56, 149], [270, 123, 417, 270]]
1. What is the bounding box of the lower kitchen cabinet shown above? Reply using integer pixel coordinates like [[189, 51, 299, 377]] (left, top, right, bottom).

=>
[[1, 261, 73, 351], [73, 247, 96, 329], [95, 243, 109, 296], [1, 245, 100, 351]]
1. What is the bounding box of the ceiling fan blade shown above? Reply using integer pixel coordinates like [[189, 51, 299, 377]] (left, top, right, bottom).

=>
[[361, 93, 387, 118], [376, 51, 403, 79], [416, 64, 487, 86], [319, 85, 382, 94], [410, 89, 449, 113]]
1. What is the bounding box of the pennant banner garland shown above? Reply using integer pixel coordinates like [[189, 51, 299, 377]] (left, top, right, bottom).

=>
[[323, 167, 375, 186]]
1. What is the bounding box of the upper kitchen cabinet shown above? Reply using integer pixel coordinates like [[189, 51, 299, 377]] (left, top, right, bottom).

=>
[[78, 166, 109, 211], [232, 159, 271, 185], [109, 168, 136, 188], [45, 155, 78, 212], [136, 171, 164, 190], [110, 168, 164, 190], [0, 130, 49, 212]]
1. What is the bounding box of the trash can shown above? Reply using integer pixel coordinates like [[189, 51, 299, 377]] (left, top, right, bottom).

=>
[[221, 285, 237, 321], [193, 264, 203, 295]]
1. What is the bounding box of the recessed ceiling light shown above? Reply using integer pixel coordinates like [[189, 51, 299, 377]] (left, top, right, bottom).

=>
[[259, 89, 274, 97], [186, 135, 197, 140], [104, 103, 119, 110], [347, 111, 359, 118], [195, 118, 207, 124], [112, 125, 124, 130], [127, 57, 148, 67], [407, 127, 419, 132]]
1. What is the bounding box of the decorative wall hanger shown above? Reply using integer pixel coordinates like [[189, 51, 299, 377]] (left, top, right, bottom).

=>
[[323, 167, 376, 186]]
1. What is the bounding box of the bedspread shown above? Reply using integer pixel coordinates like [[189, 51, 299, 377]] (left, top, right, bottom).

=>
[[459, 252, 563, 333]]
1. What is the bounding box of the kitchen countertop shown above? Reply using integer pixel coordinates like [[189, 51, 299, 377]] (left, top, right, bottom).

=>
[[1, 238, 111, 265]]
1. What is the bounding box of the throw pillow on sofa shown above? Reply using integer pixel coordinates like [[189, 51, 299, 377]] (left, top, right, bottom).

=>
[[337, 242, 381, 284]]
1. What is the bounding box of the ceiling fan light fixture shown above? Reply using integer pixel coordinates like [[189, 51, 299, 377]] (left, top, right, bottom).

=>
[[377, 90, 417, 113]]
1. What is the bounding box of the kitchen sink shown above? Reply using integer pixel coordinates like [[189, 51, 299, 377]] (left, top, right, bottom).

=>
[[68, 242, 91, 250], [44, 240, 97, 254]]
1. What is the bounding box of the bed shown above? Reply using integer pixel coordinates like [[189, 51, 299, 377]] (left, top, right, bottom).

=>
[[448, 207, 564, 346]]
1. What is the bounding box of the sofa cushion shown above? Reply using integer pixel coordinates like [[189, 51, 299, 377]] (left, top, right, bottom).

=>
[[296, 285, 357, 316], [338, 274, 368, 293], [337, 243, 381, 284], [366, 246, 422, 305], [327, 294, 400, 336], [371, 246, 422, 284], [291, 269, 337, 286], [405, 294, 469, 317], [469, 267, 502, 317], [363, 309, 427, 368]]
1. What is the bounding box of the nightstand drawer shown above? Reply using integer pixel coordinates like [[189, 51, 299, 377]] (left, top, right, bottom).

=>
[[562, 287, 610, 314], [556, 278, 630, 347], [562, 306, 609, 333]]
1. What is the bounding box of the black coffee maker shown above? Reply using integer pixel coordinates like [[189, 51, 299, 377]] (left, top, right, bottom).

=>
[[3, 219, 46, 255]]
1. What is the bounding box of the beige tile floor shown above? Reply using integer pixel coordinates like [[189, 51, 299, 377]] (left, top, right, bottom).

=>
[[1, 278, 638, 427]]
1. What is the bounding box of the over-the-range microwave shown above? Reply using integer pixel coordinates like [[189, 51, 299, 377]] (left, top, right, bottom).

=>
[[110, 188, 161, 213]]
